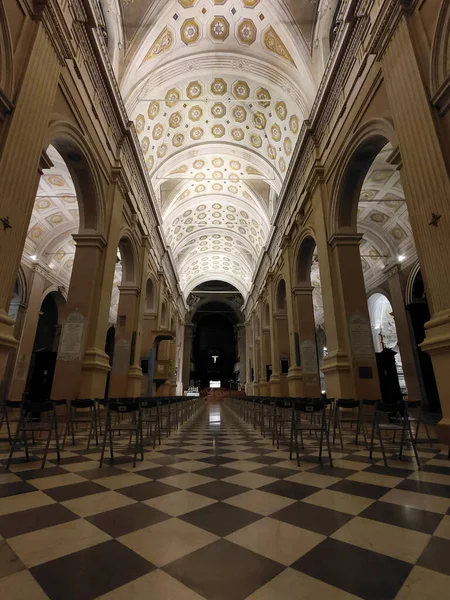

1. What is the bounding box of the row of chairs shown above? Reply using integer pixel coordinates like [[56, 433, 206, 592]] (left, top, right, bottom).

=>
[[0, 395, 203, 470], [228, 394, 429, 468]]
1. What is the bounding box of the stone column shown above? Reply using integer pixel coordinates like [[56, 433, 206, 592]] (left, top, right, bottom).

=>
[[176, 321, 185, 394], [182, 323, 195, 389], [322, 234, 381, 400], [251, 314, 260, 395], [245, 320, 254, 394], [108, 285, 142, 398], [237, 324, 246, 388], [9, 267, 46, 400], [284, 247, 303, 396], [51, 234, 113, 400], [292, 286, 321, 398], [267, 280, 281, 397], [382, 15, 450, 442], [0, 24, 60, 382], [384, 263, 422, 402]]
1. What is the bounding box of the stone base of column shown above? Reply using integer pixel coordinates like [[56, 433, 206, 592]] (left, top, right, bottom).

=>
[[245, 383, 254, 395], [287, 367, 303, 397], [0, 312, 18, 380], [126, 365, 143, 397], [253, 382, 260, 395], [79, 348, 111, 399], [321, 350, 353, 399], [258, 379, 268, 396], [421, 310, 450, 444], [168, 380, 177, 395], [269, 375, 281, 397]]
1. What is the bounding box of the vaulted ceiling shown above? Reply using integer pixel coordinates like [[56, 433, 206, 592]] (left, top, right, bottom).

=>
[[118, 0, 318, 296]]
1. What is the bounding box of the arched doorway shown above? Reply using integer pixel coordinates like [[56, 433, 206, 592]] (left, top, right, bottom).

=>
[[25, 291, 65, 402], [189, 281, 243, 389]]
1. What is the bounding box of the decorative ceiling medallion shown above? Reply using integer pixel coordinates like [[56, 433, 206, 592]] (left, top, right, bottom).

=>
[[48, 213, 65, 226], [194, 172, 205, 181], [47, 175, 65, 187], [194, 159, 205, 169], [252, 111, 266, 129], [157, 143, 168, 158], [211, 102, 226, 118], [172, 133, 185, 147], [229, 173, 239, 182], [250, 133, 262, 148], [141, 137, 150, 154], [147, 156, 154, 171], [195, 184, 206, 193], [263, 27, 295, 64], [135, 114, 145, 134], [267, 145, 277, 160], [178, 0, 197, 9], [289, 114, 299, 134], [230, 160, 241, 170], [210, 78, 227, 95], [246, 166, 261, 175], [152, 123, 164, 140], [148, 101, 160, 119], [169, 164, 188, 175], [212, 171, 223, 179], [390, 226, 405, 241], [279, 157, 286, 172], [237, 19, 257, 46], [271, 124, 281, 141], [35, 198, 51, 211], [181, 19, 201, 45], [189, 105, 204, 121], [212, 158, 224, 167], [165, 88, 181, 107], [141, 26, 174, 65], [231, 105, 247, 123], [190, 127, 204, 140], [242, 0, 260, 6], [209, 16, 230, 42], [213, 183, 223, 191], [228, 185, 238, 193], [255, 87, 271, 108], [169, 111, 183, 128], [284, 137, 293, 155], [212, 124, 226, 137], [231, 127, 244, 141], [232, 80, 250, 99], [187, 81, 203, 99], [369, 211, 388, 224], [275, 101, 287, 121]]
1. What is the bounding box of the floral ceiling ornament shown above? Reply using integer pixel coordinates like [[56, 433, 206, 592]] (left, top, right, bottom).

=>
[[237, 19, 257, 46], [263, 26, 295, 65], [141, 27, 174, 65], [181, 18, 201, 45], [209, 16, 230, 42]]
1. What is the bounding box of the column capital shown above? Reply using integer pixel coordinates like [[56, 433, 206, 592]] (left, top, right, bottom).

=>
[[328, 233, 363, 249], [117, 285, 140, 296], [292, 285, 314, 297], [72, 234, 107, 251], [383, 262, 402, 278]]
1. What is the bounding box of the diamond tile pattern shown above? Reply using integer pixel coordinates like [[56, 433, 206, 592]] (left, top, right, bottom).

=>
[[1, 400, 450, 599]]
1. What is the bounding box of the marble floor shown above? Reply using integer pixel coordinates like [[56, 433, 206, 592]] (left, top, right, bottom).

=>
[[1, 402, 450, 600]]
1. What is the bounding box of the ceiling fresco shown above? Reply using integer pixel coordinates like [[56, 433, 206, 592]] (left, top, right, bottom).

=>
[[120, 0, 317, 296]]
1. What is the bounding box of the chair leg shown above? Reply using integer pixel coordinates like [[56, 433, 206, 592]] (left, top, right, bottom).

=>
[[369, 416, 377, 460], [94, 408, 99, 446], [99, 417, 109, 468], [41, 426, 53, 469], [109, 425, 114, 462], [407, 421, 421, 467], [377, 427, 388, 467], [325, 426, 333, 467], [6, 420, 22, 470]]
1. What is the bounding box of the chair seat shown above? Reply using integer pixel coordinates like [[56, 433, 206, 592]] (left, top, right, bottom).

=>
[[110, 423, 139, 432], [379, 423, 404, 431]]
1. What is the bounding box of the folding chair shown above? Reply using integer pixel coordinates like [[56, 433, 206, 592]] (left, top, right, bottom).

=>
[[369, 401, 420, 467], [63, 399, 99, 450], [290, 398, 333, 467], [99, 399, 144, 468], [333, 399, 368, 447], [7, 401, 61, 470]]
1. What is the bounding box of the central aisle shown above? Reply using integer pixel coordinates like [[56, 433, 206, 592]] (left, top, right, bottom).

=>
[[1, 401, 450, 600]]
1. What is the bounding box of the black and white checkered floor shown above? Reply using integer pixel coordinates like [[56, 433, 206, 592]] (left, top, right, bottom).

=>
[[1, 401, 450, 600]]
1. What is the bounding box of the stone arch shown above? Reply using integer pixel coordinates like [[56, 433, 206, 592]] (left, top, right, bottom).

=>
[[145, 277, 157, 312], [292, 230, 317, 287], [45, 121, 106, 236], [329, 119, 398, 236], [118, 233, 139, 286], [430, 0, 450, 112], [160, 301, 168, 329], [0, 1, 14, 99], [405, 261, 423, 305], [275, 278, 287, 313], [263, 302, 270, 329]]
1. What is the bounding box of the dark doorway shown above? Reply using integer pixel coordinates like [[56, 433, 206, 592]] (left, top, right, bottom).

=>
[[406, 270, 440, 413], [192, 302, 238, 388], [25, 293, 62, 402]]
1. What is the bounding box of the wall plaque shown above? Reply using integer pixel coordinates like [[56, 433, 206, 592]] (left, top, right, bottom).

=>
[[300, 340, 318, 373], [58, 311, 85, 361], [349, 314, 374, 359]]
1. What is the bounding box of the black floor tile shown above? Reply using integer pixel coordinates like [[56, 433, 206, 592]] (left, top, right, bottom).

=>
[[272, 501, 352, 536], [360, 500, 443, 535], [181, 502, 262, 536]]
